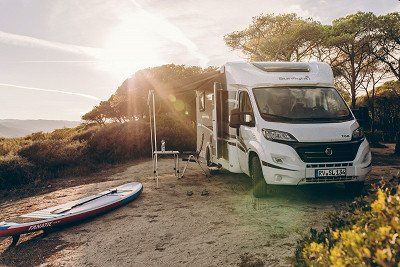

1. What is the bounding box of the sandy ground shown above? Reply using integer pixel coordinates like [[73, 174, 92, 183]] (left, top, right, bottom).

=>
[[0, 145, 399, 267]]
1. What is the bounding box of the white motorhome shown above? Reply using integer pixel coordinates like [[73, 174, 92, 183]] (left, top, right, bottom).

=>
[[196, 61, 372, 197]]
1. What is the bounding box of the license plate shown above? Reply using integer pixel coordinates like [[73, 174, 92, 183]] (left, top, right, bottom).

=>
[[315, 168, 346, 177]]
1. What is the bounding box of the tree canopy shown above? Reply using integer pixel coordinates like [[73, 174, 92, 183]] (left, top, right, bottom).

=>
[[225, 12, 400, 109], [224, 13, 324, 61], [82, 64, 216, 124]]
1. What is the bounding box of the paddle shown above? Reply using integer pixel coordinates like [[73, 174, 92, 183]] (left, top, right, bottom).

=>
[[51, 189, 118, 214]]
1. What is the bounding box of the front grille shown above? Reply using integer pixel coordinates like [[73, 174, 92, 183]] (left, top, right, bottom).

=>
[[305, 176, 357, 183], [290, 140, 362, 163]]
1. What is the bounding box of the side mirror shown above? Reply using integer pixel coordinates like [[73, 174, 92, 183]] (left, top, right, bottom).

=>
[[229, 108, 242, 128], [242, 112, 255, 127], [244, 114, 253, 124]]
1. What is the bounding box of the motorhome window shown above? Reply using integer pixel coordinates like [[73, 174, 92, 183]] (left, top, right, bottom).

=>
[[199, 91, 205, 111], [253, 87, 352, 123], [239, 91, 254, 114]]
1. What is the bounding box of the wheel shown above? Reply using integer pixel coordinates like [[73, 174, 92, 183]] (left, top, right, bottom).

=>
[[344, 181, 364, 195], [250, 155, 268, 198], [206, 148, 219, 175]]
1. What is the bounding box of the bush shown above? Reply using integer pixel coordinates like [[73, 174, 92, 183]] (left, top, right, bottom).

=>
[[71, 125, 99, 142], [0, 116, 196, 189], [86, 121, 150, 163], [365, 130, 387, 148], [18, 139, 86, 175], [49, 128, 77, 140], [0, 137, 31, 157], [365, 130, 384, 144], [0, 156, 35, 189], [25, 131, 49, 141], [297, 178, 400, 266], [86, 116, 195, 163]]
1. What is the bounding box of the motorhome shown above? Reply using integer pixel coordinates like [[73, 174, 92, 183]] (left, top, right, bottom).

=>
[[196, 61, 372, 197]]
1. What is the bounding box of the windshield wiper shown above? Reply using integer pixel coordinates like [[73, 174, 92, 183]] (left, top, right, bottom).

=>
[[260, 113, 293, 121], [296, 116, 351, 121]]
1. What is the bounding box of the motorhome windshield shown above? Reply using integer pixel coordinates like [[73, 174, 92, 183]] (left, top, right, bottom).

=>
[[253, 87, 352, 123]]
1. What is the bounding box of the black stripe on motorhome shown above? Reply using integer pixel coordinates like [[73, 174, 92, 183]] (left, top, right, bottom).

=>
[[237, 144, 246, 152], [261, 161, 298, 171]]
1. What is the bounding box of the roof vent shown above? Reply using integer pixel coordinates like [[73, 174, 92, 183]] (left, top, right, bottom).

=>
[[252, 62, 310, 72]]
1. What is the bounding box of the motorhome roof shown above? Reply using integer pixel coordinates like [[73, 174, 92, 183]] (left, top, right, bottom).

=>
[[222, 61, 334, 88]]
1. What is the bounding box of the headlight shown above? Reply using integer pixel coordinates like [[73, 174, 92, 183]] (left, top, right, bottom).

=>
[[262, 129, 298, 142], [352, 127, 365, 140]]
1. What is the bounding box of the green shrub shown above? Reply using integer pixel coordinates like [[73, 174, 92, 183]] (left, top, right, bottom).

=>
[[49, 127, 77, 140], [0, 137, 31, 157], [71, 125, 99, 142], [86, 121, 150, 163], [365, 130, 384, 144], [0, 116, 196, 189], [24, 131, 49, 141], [365, 130, 387, 148], [18, 139, 86, 175], [86, 116, 195, 163], [297, 178, 400, 266], [0, 156, 35, 189]]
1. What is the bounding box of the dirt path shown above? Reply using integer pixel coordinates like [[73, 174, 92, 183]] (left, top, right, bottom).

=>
[[0, 145, 399, 267]]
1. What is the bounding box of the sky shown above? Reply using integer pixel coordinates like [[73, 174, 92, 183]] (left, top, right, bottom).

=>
[[0, 0, 399, 121]]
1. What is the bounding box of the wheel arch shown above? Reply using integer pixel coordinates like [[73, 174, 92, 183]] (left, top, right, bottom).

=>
[[246, 140, 266, 177]]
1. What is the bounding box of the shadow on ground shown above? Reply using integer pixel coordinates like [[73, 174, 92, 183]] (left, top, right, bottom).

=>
[[0, 232, 71, 267]]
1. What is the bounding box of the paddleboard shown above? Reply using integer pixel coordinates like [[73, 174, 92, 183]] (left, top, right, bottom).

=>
[[0, 182, 143, 241]]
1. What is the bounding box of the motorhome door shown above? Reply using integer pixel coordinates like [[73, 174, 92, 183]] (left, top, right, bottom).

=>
[[213, 83, 229, 160], [237, 90, 255, 174]]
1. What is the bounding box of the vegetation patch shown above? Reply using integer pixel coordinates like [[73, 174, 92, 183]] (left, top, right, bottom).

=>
[[0, 116, 195, 190], [295, 177, 400, 266]]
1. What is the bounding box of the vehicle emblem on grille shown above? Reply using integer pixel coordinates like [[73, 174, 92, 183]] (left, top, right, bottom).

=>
[[325, 148, 333, 156]]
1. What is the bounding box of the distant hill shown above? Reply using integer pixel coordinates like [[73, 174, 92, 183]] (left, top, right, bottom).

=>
[[0, 119, 81, 138]]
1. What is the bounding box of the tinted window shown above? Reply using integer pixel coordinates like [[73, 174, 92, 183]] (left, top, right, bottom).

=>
[[253, 87, 352, 123]]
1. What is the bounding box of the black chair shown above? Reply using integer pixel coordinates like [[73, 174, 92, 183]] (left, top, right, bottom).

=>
[[179, 133, 209, 178]]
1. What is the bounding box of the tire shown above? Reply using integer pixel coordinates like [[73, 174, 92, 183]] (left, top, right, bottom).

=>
[[250, 155, 268, 198], [344, 181, 364, 195], [206, 148, 219, 175]]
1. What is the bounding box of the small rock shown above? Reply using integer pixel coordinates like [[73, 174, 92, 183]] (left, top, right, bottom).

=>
[[155, 244, 165, 251], [186, 190, 193, 196], [201, 189, 209, 196]]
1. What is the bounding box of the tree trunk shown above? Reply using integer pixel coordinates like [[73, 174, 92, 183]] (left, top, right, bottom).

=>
[[350, 52, 357, 109], [351, 83, 357, 109]]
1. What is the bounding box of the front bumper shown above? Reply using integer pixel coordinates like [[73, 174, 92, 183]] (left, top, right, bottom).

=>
[[260, 139, 372, 185]]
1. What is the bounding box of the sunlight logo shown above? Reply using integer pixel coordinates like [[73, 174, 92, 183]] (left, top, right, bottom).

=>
[[278, 76, 310, 81]]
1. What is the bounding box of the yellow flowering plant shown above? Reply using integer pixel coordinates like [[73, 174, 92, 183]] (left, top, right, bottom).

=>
[[295, 177, 400, 266]]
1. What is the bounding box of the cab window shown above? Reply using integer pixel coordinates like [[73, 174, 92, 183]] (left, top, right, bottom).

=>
[[239, 91, 254, 114]]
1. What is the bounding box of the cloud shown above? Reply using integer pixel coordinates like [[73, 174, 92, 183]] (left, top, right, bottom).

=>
[[0, 83, 102, 101], [0, 30, 102, 58]]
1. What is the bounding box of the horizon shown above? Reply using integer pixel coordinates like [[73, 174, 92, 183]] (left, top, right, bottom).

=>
[[0, 0, 399, 121]]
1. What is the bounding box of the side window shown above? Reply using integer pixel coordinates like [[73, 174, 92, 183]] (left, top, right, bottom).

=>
[[239, 91, 254, 114], [199, 91, 205, 111]]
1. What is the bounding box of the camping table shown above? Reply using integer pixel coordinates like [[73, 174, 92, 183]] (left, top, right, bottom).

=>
[[153, 150, 180, 187]]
